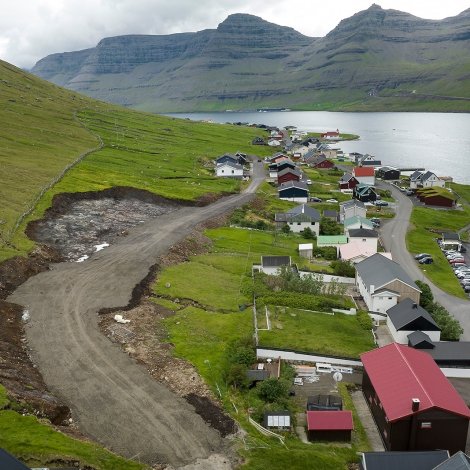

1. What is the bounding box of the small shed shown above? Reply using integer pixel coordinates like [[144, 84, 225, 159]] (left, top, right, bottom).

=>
[[246, 369, 269, 386], [263, 411, 292, 430], [306, 410, 353, 442], [323, 210, 338, 221], [307, 394, 343, 411], [376, 166, 400, 181], [299, 243, 313, 259], [278, 181, 309, 203]]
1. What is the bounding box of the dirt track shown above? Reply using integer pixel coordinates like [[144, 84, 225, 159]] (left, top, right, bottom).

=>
[[8, 162, 265, 467]]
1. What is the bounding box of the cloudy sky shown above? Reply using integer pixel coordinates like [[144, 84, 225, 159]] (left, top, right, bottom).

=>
[[1, 0, 468, 69]]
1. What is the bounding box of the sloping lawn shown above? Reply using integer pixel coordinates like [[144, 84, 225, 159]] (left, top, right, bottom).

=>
[[258, 307, 375, 358], [0, 386, 146, 470], [407, 205, 470, 298]]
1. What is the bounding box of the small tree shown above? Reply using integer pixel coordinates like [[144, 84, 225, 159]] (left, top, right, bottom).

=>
[[257, 378, 290, 403], [415, 280, 434, 311], [281, 223, 291, 234], [320, 217, 342, 235], [301, 227, 316, 239], [225, 364, 249, 389], [331, 259, 355, 277]]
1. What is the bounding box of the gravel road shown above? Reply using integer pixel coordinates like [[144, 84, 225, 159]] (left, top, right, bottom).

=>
[[379, 182, 470, 339], [8, 161, 266, 467]]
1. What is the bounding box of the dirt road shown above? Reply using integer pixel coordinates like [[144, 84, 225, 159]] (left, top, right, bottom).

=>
[[8, 161, 266, 466]]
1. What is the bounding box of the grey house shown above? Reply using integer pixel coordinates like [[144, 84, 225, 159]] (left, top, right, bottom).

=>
[[275, 204, 320, 235]]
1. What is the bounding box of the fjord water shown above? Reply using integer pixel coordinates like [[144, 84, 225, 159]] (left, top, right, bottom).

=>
[[169, 112, 470, 184]]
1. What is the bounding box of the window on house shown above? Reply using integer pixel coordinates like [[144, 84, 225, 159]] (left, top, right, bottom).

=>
[[297, 223, 301, 225], [221, 170, 224, 173], [311, 222, 315, 225], [231, 170, 234, 174], [362, 238, 366, 242], [388, 297, 392, 300], [421, 422, 432, 429]]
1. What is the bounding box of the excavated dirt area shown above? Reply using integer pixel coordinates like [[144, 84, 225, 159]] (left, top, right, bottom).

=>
[[27, 187, 179, 261]]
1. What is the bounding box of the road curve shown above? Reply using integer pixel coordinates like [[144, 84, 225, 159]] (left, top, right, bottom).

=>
[[8, 161, 266, 466], [379, 182, 470, 340]]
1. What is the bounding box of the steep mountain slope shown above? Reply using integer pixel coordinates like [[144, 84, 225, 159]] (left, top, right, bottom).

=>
[[31, 6, 470, 112]]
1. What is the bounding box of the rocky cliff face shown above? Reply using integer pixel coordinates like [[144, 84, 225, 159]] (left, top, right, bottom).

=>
[[31, 7, 470, 112]]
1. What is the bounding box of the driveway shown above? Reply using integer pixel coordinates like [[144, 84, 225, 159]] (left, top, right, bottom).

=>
[[378, 182, 470, 340], [8, 161, 266, 466]]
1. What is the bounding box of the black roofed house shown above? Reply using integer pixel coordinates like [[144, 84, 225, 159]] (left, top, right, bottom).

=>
[[323, 209, 338, 221], [386, 298, 441, 344], [246, 369, 270, 387], [263, 411, 292, 430], [409, 332, 470, 368], [361, 343, 470, 454], [355, 253, 421, 314], [308, 155, 335, 169], [0, 449, 31, 470], [259, 256, 292, 275], [278, 181, 309, 203], [359, 450, 449, 470], [376, 166, 400, 180], [275, 204, 321, 235], [252, 136, 266, 145]]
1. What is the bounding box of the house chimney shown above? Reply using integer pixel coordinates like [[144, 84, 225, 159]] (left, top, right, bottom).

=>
[[412, 303, 418, 309], [412, 398, 420, 412]]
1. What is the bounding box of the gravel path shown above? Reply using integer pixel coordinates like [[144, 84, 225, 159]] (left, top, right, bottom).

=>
[[379, 182, 470, 339], [8, 161, 265, 467]]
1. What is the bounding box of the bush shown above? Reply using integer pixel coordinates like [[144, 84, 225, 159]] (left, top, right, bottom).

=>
[[257, 378, 290, 403], [226, 336, 256, 366], [320, 217, 343, 235], [301, 227, 316, 239], [331, 260, 355, 278], [281, 223, 291, 234], [415, 280, 434, 311], [260, 292, 347, 312], [356, 310, 373, 330], [312, 246, 337, 260], [225, 364, 249, 389]]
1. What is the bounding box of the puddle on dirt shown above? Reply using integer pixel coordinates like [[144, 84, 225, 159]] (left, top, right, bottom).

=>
[[29, 193, 178, 261]]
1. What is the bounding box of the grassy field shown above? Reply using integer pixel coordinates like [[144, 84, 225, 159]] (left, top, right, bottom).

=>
[[258, 307, 375, 358], [0, 61, 272, 261], [407, 204, 470, 298], [0, 385, 146, 469]]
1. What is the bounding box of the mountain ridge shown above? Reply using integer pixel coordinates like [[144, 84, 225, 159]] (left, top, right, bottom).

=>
[[31, 5, 470, 112]]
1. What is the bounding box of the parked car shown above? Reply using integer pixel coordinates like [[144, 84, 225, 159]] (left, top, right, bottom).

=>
[[453, 263, 467, 270], [310, 197, 322, 202], [419, 257, 434, 264], [375, 201, 389, 207], [450, 258, 465, 265], [463, 285, 470, 293], [370, 217, 381, 225], [406, 190, 414, 196], [326, 198, 338, 203], [415, 253, 431, 260], [306, 179, 312, 185]]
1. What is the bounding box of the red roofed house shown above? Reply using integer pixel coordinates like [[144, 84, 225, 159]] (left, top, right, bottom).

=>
[[353, 166, 375, 186], [306, 410, 353, 442], [321, 129, 340, 140], [361, 343, 470, 454]]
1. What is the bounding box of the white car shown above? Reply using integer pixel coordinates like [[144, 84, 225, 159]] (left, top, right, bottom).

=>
[[326, 198, 338, 203]]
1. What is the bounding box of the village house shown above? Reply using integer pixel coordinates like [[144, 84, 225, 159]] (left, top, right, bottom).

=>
[[359, 450, 450, 470], [416, 187, 457, 208], [252, 136, 265, 145], [321, 129, 340, 140], [339, 173, 359, 191], [352, 167, 375, 186], [277, 167, 301, 185], [278, 181, 309, 203], [358, 154, 382, 167], [340, 199, 367, 222], [376, 166, 400, 180], [317, 235, 348, 253], [307, 155, 335, 169], [323, 209, 338, 221], [343, 216, 374, 231], [347, 227, 379, 252], [386, 298, 441, 344], [299, 243, 313, 259], [355, 253, 421, 313], [215, 160, 244, 178], [275, 204, 321, 235], [409, 170, 445, 189], [339, 242, 379, 264], [354, 184, 378, 203], [361, 343, 470, 454]]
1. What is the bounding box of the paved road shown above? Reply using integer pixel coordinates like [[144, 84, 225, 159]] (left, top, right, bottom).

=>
[[379, 182, 470, 340], [8, 161, 266, 466]]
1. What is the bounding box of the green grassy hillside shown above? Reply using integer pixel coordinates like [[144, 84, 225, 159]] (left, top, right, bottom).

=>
[[0, 60, 270, 261]]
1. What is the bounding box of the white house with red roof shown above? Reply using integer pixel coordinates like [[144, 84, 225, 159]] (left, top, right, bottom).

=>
[[352, 166, 375, 186], [361, 343, 470, 454]]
